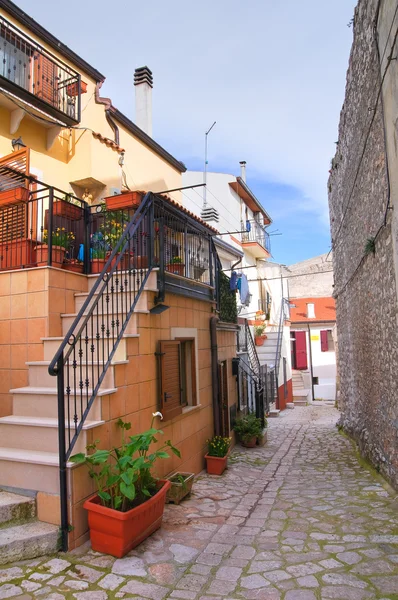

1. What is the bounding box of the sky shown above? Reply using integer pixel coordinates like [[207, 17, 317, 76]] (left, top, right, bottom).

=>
[[16, 0, 357, 265]]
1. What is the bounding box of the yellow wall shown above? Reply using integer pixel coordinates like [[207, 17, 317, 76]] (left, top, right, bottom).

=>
[[0, 12, 182, 202]]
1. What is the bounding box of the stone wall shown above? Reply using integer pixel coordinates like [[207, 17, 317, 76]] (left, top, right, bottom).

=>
[[284, 253, 334, 298], [328, 0, 398, 489]]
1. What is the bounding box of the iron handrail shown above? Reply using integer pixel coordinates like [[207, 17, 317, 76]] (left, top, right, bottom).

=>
[[245, 320, 261, 377], [49, 192, 154, 551], [274, 297, 289, 387]]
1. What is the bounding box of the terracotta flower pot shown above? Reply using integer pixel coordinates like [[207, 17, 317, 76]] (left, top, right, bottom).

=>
[[66, 80, 88, 96], [0, 239, 37, 270], [91, 258, 107, 274], [53, 201, 82, 221], [241, 436, 258, 448], [255, 336, 265, 347], [166, 263, 185, 276], [83, 479, 171, 558], [105, 191, 144, 211], [35, 245, 65, 268], [205, 454, 228, 475], [63, 262, 84, 273]]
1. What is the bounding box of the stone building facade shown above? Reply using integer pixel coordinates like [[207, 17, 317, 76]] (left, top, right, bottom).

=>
[[329, 0, 398, 489]]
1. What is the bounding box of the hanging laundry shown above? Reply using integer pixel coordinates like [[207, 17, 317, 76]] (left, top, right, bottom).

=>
[[239, 274, 249, 304], [230, 271, 238, 291], [246, 220, 251, 232], [77, 244, 85, 262]]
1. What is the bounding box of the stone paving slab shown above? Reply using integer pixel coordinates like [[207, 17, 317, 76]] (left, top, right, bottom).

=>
[[0, 405, 397, 599]]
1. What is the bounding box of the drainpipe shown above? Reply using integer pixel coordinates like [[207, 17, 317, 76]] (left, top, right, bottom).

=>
[[210, 316, 221, 436], [307, 323, 315, 402], [95, 82, 120, 145]]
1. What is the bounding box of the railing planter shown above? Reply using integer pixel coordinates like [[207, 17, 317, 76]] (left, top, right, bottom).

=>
[[53, 200, 82, 221], [91, 257, 107, 274], [66, 81, 88, 96], [35, 244, 66, 268], [0, 239, 37, 270], [105, 191, 144, 211], [63, 260, 84, 273], [0, 187, 29, 207], [166, 260, 185, 276]]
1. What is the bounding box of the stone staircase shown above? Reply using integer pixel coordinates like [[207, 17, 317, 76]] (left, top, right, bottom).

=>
[[0, 269, 158, 554], [292, 369, 310, 406], [0, 489, 58, 564], [255, 328, 278, 369]]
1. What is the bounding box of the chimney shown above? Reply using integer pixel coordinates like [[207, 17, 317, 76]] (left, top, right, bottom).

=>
[[134, 66, 153, 136], [239, 160, 247, 182], [307, 302, 315, 319]]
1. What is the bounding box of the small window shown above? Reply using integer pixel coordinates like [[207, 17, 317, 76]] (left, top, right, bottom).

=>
[[179, 340, 196, 407], [320, 330, 328, 352]]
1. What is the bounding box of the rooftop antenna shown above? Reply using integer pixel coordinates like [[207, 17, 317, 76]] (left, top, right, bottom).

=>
[[203, 121, 216, 210]]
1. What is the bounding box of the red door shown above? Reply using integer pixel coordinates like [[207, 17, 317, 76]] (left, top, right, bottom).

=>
[[295, 331, 308, 370]]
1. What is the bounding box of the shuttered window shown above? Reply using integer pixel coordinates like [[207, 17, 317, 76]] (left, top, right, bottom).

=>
[[159, 339, 197, 420], [320, 330, 329, 352]]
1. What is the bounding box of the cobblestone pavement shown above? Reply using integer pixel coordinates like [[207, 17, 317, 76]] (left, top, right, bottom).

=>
[[1, 404, 398, 600]]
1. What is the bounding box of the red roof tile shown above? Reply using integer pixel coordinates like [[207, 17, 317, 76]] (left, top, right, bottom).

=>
[[289, 297, 336, 323]]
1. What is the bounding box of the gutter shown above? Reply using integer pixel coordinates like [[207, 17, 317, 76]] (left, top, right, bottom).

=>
[[210, 316, 221, 436], [236, 176, 272, 224], [95, 83, 120, 146]]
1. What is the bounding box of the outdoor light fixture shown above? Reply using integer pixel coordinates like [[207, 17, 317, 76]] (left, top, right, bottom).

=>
[[149, 303, 170, 315], [11, 137, 26, 152]]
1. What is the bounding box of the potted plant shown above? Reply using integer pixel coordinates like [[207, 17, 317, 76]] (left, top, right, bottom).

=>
[[205, 436, 231, 475], [166, 472, 194, 505], [254, 324, 267, 346], [66, 80, 88, 96], [233, 413, 263, 448], [166, 256, 185, 276], [105, 191, 144, 211], [53, 194, 82, 221], [35, 228, 75, 268], [70, 413, 180, 558]]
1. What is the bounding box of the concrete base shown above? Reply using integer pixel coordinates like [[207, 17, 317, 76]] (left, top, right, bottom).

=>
[[0, 520, 59, 564]]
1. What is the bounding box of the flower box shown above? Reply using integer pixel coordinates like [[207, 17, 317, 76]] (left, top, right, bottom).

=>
[[53, 200, 82, 221], [105, 191, 144, 211], [63, 261, 84, 273], [0, 239, 37, 270], [83, 479, 171, 558], [35, 244, 66, 268], [0, 187, 29, 208], [205, 453, 228, 476], [66, 80, 88, 96], [166, 472, 194, 505], [166, 263, 185, 276]]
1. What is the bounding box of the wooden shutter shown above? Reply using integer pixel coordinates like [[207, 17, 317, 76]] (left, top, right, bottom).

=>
[[34, 53, 57, 107], [320, 330, 329, 352], [159, 340, 182, 420], [295, 331, 308, 370]]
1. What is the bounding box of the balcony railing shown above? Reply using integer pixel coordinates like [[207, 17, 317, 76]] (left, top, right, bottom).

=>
[[0, 16, 81, 124], [241, 220, 271, 253]]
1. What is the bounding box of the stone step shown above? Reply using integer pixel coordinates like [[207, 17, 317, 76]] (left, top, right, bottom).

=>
[[87, 267, 158, 292], [26, 360, 126, 389], [12, 386, 116, 420], [268, 409, 280, 418], [42, 334, 139, 363], [0, 416, 103, 454], [286, 402, 295, 409], [0, 520, 59, 564], [61, 309, 145, 336], [74, 287, 152, 314], [293, 400, 308, 406], [0, 448, 72, 494], [293, 389, 310, 399], [0, 491, 36, 526]]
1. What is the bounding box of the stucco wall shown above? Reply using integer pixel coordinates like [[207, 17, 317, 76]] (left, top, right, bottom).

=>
[[328, 0, 398, 488]]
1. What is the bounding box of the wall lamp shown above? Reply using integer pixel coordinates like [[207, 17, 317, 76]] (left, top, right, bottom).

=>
[[12, 137, 26, 152]]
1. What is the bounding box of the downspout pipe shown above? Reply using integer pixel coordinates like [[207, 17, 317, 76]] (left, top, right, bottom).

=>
[[307, 322, 315, 402], [210, 316, 221, 436], [95, 82, 120, 146]]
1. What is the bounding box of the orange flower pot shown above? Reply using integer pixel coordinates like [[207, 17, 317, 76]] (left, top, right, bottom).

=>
[[0, 239, 37, 270], [91, 258, 107, 274], [35, 245, 65, 268], [66, 80, 88, 96], [205, 454, 228, 475], [0, 187, 29, 207], [255, 336, 265, 346], [166, 263, 185, 276], [241, 436, 257, 448], [105, 191, 144, 211], [53, 201, 82, 221], [83, 479, 171, 558]]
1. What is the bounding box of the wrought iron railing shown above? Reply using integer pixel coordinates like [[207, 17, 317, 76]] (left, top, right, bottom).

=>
[[241, 220, 271, 253], [0, 15, 81, 123], [274, 297, 290, 386], [261, 363, 276, 414], [237, 322, 248, 352], [48, 193, 154, 551], [244, 320, 261, 378]]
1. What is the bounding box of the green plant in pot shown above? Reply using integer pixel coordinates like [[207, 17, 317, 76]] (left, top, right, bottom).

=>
[[70, 412, 180, 557], [254, 324, 267, 346], [167, 255, 185, 276], [205, 435, 231, 475], [233, 413, 263, 448], [166, 472, 194, 505]]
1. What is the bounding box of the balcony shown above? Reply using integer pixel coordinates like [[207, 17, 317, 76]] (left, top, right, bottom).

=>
[[241, 220, 271, 258], [0, 16, 81, 125]]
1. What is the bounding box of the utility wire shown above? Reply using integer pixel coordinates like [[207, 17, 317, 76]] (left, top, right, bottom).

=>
[[328, 7, 398, 258]]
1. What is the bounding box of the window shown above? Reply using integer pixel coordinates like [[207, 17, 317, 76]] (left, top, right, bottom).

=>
[[158, 338, 197, 420], [320, 330, 334, 352]]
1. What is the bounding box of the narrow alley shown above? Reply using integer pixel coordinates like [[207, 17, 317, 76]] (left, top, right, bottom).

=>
[[1, 405, 397, 600]]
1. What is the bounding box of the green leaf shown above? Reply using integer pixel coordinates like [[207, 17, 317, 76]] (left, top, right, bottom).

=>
[[120, 481, 136, 500], [98, 490, 111, 503], [106, 475, 119, 488], [156, 451, 170, 459], [114, 495, 123, 510], [170, 446, 181, 458], [69, 453, 86, 464], [121, 471, 133, 485], [141, 487, 151, 497]]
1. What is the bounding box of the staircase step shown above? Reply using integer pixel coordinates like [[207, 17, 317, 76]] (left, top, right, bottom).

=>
[[268, 409, 280, 418], [0, 491, 36, 526], [286, 402, 295, 409], [26, 361, 126, 389], [293, 400, 308, 406], [0, 449, 62, 494], [87, 267, 158, 292], [0, 416, 104, 453], [293, 389, 310, 398], [74, 288, 152, 313], [61, 310, 146, 336], [0, 520, 59, 564], [42, 335, 139, 362]]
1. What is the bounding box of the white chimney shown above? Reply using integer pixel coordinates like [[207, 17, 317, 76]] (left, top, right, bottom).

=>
[[307, 303, 315, 319], [134, 66, 153, 136], [239, 160, 247, 182]]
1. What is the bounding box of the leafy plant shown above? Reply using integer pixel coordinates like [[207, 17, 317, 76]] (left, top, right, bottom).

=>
[[233, 413, 263, 443], [42, 227, 75, 249], [207, 435, 231, 458], [218, 271, 238, 324], [70, 413, 180, 512], [254, 324, 266, 337], [92, 248, 107, 260], [169, 256, 183, 264], [364, 237, 376, 256]]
